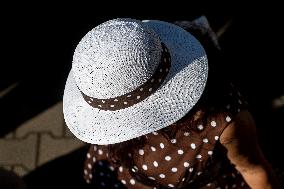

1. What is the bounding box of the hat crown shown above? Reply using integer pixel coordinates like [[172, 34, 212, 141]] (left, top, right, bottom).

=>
[[72, 18, 162, 99]]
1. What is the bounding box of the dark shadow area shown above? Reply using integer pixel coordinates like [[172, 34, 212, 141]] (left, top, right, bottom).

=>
[[23, 145, 90, 189], [218, 11, 284, 177]]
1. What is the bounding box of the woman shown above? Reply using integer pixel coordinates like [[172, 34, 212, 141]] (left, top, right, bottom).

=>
[[63, 17, 278, 188]]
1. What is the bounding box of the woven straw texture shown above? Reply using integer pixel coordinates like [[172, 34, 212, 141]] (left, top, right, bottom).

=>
[[63, 18, 208, 144]]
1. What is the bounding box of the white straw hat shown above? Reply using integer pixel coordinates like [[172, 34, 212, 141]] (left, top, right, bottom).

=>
[[63, 18, 208, 144]]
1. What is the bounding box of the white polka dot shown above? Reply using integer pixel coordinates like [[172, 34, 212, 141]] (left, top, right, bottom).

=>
[[189, 167, 194, 172], [159, 68, 163, 72], [197, 125, 204, 130], [151, 146, 156, 151], [110, 104, 115, 107], [190, 143, 196, 149], [98, 105, 102, 107], [237, 91, 242, 96], [203, 138, 209, 143], [88, 101, 92, 104], [168, 184, 174, 187], [215, 136, 219, 140], [98, 149, 103, 155], [171, 167, 178, 172], [164, 58, 167, 62], [127, 94, 131, 97], [182, 177, 186, 181], [238, 99, 243, 104], [208, 151, 213, 155], [149, 88, 152, 92], [196, 154, 202, 159], [87, 163, 92, 169], [86, 179, 90, 183], [226, 116, 231, 122], [165, 156, 171, 161], [109, 166, 114, 171], [101, 100, 105, 103], [184, 162, 190, 167], [158, 78, 162, 82], [178, 149, 184, 155], [114, 99, 118, 101], [123, 101, 127, 104], [151, 79, 154, 82], [197, 172, 202, 175], [166, 68, 169, 72], [153, 161, 158, 167], [170, 139, 176, 143], [160, 143, 165, 149], [91, 156, 96, 162], [89, 174, 93, 179], [87, 153, 91, 158], [142, 164, 148, 170], [139, 149, 144, 155], [206, 183, 212, 187], [159, 174, 165, 178], [128, 153, 132, 157], [119, 166, 123, 172], [148, 177, 155, 180], [93, 145, 97, 151], [136, 96, 140, 99], [140, 88, 143, 91], [184, 132, 190, 136], [211, 121, 217, 127], [241, 182, 245, 186], [84, 169, 88, 175], [121, 180, 126, 184], [130, 179, 135, 185], [131, 167, 137, 172], [232, 184, 236, 188], [152, 131, 158, 135]]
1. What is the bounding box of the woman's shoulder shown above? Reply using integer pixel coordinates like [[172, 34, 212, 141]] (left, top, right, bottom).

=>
[[220, 110, 257, 145]]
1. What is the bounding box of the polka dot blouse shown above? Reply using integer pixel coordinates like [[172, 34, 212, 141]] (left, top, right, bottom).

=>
[[82, 83, 251, 188]]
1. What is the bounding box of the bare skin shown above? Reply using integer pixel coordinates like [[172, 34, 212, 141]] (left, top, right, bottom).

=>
[[220, 110, 279, 189]]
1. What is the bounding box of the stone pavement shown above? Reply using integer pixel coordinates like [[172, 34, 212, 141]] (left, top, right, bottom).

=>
[[0, 102, 84, 176]]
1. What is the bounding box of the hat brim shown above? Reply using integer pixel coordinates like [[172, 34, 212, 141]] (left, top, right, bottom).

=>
[[63, 20, 208, 144]]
